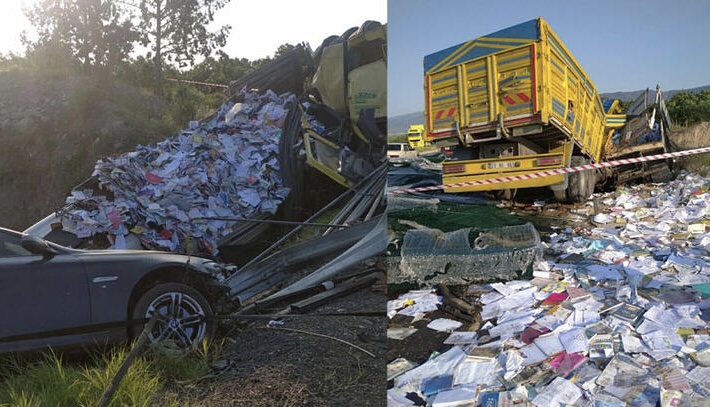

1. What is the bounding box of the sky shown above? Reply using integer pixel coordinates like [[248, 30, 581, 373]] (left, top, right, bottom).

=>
[[388, 0, 710, 116], [0, 0, 387, 60], [3, 1, 708, 119]]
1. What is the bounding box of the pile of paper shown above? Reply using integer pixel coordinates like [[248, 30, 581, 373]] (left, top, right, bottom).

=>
[[388, 171, 710, 407], [60, 89, 295, 256]]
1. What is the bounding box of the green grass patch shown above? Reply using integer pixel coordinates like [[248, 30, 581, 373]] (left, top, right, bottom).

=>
[[0, 339, 223, 407], [388, 134, 408, 143], [0, 347, 160, 407]]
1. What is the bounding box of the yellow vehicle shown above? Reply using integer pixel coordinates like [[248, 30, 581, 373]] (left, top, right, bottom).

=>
[[301, 21, 387, 187], [406, 124, 427, 148], [231, 21, 386, 217], [424, 17, 671, 201], [263, 21, 387, 218]]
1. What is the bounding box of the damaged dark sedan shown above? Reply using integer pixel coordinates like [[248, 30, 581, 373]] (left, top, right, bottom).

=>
[[0, 226, 234, 354]]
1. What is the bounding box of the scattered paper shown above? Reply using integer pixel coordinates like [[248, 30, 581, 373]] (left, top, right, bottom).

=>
[[427, 318, 463, 333], [443, 331, 478, 345], [387, 327, 418, 341], [387, 172, 710, 404]]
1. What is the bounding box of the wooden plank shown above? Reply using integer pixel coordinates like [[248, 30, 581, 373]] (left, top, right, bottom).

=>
[[289, 272, 381, 314]]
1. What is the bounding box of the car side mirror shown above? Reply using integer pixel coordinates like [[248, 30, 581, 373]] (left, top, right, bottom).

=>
[[21, 235, 60, 258]]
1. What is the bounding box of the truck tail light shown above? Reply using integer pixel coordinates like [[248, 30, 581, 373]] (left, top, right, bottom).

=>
[[443, 164, 466, 174], [536, 156, 563, 166]]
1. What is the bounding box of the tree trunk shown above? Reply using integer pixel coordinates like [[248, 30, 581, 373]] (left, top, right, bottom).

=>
[[153, 0, 163, 97]]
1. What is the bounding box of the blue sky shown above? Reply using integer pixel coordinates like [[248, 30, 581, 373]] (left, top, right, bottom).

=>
[[388, 0, 710, 116]]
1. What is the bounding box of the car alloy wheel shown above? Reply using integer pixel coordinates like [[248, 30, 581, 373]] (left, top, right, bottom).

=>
[[132, 282, 213, 347]]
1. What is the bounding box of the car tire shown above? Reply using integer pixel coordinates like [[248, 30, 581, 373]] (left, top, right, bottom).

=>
[[131, 282, 214, 348]]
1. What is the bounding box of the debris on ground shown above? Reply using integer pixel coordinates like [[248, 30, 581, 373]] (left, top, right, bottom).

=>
[[387, 171, 710, 407], [394, 222, 543, 285]]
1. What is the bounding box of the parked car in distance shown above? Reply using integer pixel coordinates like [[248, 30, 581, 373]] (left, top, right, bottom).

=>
[[0, 226, 235, 354], [387, 142, 418, 159]]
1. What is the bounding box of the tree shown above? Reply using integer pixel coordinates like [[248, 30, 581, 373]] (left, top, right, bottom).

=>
[[23, 0, 138, 79], [667, 90, 710, 127], [274, 43, 299, 58], [186, 50, 253, 87], [136, 0, 232, 96]]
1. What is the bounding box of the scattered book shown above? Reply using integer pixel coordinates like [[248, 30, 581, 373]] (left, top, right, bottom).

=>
[[608, 302, 645, 325], [566, 286, 592, 302], [589, 333, 617, 359]]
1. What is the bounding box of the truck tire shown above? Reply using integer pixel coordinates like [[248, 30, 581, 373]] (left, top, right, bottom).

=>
[[554, 156, 593, 203], [494, 188, 517, 201], [278, 106, 307, 220]]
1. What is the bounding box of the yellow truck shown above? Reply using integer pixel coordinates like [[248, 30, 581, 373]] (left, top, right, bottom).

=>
[[424, 17, 671, 201], [293, 20, 387, 189], [406, 124, 427, 148]]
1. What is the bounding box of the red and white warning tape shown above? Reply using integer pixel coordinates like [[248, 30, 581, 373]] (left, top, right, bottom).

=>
[[388, 146, 710, 195]]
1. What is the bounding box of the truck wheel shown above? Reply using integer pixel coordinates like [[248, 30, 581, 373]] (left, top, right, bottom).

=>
[[555, 156, 593, 203], [278, 106, 307, 219], [494, 188, 517, 201], [587, 164, 597, 197]]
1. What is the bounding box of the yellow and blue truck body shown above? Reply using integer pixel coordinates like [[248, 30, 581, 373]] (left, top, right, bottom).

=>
[[424, 17, 671, 200]]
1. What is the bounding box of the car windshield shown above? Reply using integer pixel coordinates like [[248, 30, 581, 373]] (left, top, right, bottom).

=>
[[0, 230, 33, 257]]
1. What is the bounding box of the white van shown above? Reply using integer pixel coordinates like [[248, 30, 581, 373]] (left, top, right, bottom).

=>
[[387, 143, 418, 159]]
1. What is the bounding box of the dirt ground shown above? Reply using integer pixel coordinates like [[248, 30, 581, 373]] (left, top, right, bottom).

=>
[[178, 262, 389, 407]]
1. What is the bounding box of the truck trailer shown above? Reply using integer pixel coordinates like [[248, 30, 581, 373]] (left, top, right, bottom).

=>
[[422, 17, 672, 201]]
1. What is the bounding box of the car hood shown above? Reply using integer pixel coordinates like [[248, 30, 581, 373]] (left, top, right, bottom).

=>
[[64, 248, 233, 279]]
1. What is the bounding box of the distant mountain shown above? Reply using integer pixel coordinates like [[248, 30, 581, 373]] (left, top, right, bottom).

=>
[[387, 111, 424, 136], [599, 84, 710, 102]]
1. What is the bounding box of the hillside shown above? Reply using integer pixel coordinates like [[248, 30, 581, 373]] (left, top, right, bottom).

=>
[[0, 70, 177, 230], [388, 84, 710, 135]]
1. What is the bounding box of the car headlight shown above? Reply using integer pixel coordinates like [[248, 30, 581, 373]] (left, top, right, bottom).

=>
[[200, 261, 237, 282]]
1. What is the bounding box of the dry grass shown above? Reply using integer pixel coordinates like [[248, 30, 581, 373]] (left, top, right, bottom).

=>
[[187, 365, 315, 407], [669, 121, 710, 175]]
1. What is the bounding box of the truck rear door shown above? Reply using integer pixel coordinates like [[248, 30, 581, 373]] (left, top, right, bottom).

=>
[[426, 44, 537, 140]]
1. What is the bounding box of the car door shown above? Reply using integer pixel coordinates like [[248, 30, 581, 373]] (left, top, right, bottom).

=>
[[0, 230, 91, 340]]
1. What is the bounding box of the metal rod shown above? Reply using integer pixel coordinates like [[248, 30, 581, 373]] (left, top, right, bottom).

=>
[[238, 164, 381, 270], [323, 163, 386, 235], [196, 217, 348, 228], [96, 314, 157, 407], [365, 185, 384, 222], [261, 326, 376, 358], [344, 172, 386, 225]]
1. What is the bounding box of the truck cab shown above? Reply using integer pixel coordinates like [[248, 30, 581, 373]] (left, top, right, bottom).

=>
[[406, 124, 426, 148]]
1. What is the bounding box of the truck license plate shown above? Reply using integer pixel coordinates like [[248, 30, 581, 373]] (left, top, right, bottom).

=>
[[487, 161, 519, 169]]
